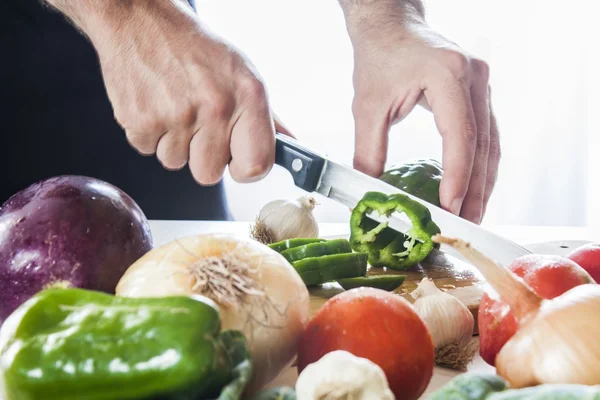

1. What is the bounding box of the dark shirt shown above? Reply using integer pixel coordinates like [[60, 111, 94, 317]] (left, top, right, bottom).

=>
[[0, 0, 233, 221]]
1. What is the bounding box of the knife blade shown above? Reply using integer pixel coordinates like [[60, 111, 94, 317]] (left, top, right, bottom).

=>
[[274, 133, 531, 266]]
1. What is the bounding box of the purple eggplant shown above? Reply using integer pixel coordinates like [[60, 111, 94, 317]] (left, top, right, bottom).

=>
[[0, 175, 153, 324]]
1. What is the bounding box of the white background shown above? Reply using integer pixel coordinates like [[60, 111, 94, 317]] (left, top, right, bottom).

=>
[[193, 0, 599, 235]]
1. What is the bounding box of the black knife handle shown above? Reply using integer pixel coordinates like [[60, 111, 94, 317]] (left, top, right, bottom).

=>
[[274, 132, 325, 192]]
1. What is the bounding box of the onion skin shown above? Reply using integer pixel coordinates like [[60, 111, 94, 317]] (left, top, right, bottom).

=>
[[496, 283, 600, 387], [433, 235, 600, 389], [115, 233, 310, 394], [0, 175, 153, 325], [478, 254, 594, 366]]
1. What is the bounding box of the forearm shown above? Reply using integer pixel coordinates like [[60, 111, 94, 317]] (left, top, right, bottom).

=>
[[337, 0, 426, 40]]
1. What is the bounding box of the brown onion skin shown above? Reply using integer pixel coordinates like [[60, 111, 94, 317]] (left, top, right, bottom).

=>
[[0, 176, 152, 324]]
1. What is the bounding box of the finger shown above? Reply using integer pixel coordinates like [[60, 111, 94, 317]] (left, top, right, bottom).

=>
[[229, 101, 276, 183], [483, 95, 501, 217], [460, 72, 491, 224], [352, 96, 390, 177], [425, 79, 477, 216], [156, 129, 192, 170], [125, 130, 162, 156], [188, 122, 231, 186], [273, 111, 295, 138]]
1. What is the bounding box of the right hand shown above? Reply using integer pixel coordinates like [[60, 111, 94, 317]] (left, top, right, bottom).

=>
[[86, 1, 287, 185]]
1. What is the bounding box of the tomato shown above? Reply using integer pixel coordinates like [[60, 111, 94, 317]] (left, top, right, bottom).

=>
[[297, 287, 434, 400], [566, 243, 600, 283], [478, 254, 594, 366]]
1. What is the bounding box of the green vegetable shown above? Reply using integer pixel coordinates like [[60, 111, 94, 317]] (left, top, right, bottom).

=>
[[336, 274, 406, 291], [292, 252, 368, 286], [379, 158, 443, 207], [349, 191, 441, 270], [280, 238, 352, 262], [429, 373, 507, 400], [490, 386, 600, 399], [268, 238, 325, 253], [249, 387, 297, 400], [430, 373, 600, 400], [0, 288, 252, 400]]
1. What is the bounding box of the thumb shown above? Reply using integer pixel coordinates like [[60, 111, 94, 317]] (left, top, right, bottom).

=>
[[352, 98, 390, 177]]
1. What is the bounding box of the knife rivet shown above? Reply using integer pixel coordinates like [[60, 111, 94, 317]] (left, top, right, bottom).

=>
[[292, 158, 303, 172]]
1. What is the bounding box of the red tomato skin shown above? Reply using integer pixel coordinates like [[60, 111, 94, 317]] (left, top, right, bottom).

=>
[[566, 243, 600, 283], [478, 254, 594, 366], [297, 287, 435, 400]]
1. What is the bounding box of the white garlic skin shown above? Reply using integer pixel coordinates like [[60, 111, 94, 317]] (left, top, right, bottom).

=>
[[257, 196, 319, 242], [411, 278, 474, 348], [295, 350, 394, 400]]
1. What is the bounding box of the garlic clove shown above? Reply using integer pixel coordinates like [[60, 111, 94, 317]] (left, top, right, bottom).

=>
[[295, 350, 394, 400], [411, 278, 477, 370]]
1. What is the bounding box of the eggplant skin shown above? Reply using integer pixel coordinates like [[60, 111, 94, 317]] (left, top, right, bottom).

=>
[[0, 175, 153, 324]]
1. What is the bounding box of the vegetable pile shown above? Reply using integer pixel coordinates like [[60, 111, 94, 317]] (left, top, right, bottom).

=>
[[115, 233, 311, 394], [1, 163, 598, 400]]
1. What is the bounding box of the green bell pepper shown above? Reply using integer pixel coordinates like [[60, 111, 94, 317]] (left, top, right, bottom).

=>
[[336, 274, 406, 291], [0, 288, 252, 400], [291, 252, 368, 286], [279, 239, 352, 263], [429, 373, 507, 400], [430, 373, 600, 400], [267, 238, 325, 253], [379, 158, 443, 207], [349, 191, 441, 270]]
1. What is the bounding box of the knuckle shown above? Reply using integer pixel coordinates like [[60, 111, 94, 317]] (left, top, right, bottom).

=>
[[160, 157, 187, 171], [205, 95, 232, 120], [232, 159, 272, 183], [441, 51, 471, 81], [125, 130, 159, 155], [238, 75, 267, 101], [135, 113, 166, 135], [471, 58, 490, 83], [170, 104, 197, 128], [190, 167, 222, 186]]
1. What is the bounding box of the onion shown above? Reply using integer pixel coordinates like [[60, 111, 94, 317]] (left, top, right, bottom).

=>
[[115, 233, 310, 393], [433, 234, 600, 388]]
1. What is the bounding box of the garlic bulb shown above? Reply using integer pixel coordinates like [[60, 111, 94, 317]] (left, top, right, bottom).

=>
[[411, 278, 477, 369], [250, 195, 319, 244], [295, 350, 394, 400]]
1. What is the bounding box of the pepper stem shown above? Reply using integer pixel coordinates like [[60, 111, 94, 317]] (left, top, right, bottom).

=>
[[432, 234, 542, 322]]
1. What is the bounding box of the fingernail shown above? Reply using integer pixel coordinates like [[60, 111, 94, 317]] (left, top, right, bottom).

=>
[[450, 198, 463, 215]]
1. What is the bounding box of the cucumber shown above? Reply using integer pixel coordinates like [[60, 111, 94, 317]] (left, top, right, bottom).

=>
[[280, 239, 352, 262], [336, 275, 406, 291]]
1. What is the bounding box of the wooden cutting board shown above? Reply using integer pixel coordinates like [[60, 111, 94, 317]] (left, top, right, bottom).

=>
[[306, 238, 590, 335]]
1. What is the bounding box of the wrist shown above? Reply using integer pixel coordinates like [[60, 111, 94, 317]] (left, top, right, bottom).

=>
[[44, 0, 196, 50], [338, 0, 426, 42]]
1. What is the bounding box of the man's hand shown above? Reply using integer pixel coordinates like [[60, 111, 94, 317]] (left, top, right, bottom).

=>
[[339, 0, 500, 224], [45, 0, 286, 185]]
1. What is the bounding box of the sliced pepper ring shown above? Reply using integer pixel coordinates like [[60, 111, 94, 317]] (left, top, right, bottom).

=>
[[349, 191, 441, 270]]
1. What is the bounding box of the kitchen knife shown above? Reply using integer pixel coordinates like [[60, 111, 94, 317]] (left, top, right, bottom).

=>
[[274, 133, 531, 266]]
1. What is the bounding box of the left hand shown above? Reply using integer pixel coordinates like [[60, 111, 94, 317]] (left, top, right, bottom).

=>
[[342, 3, 500, 224]]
